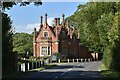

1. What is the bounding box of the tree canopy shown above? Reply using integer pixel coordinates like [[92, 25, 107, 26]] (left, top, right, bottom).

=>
[[1, 1, 42, 11], [13, 33, 33, 56], [2, 12, 16, 75], [67, 2, 120, 71], [1, 1, 42, 75]]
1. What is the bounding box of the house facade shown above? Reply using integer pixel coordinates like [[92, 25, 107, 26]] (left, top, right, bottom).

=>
[[33, 13, 89, 59]]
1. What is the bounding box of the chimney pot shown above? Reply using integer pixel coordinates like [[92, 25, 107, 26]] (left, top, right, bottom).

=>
[[54, 18, 57, 26], [62, 14, 65, 17], [45, 13, 47, 24], [62, 14, 65, 27], [57, 18, 60, 26]]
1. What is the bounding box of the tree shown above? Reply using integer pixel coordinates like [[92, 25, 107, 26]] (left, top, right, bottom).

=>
[[67, 2, 120, 71], [2, 12, 16, 76], [1, 1, 42, 11], [13, 33, 33, 56], [1, 1, 42, 76], [107, 12, 120, 71]]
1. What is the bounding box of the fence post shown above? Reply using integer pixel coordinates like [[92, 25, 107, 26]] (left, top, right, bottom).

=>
[[73, 59, 74, 63], [41, 59, 43, 67], [85, 59, 86, 62], [68, 59, 69, 63], [27, 63, 29, 71], [41, 59, 44, 67], [81, 58, 83, 62], [77, 59, 78, 62], [58, 59, 60, 63], [21, 63, 23, 71], [23, 63, 25, 72]]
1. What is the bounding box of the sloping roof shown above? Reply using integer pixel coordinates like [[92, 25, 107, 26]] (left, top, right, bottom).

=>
[[38, 24, 56, 37], [49, 26, 56, 36]]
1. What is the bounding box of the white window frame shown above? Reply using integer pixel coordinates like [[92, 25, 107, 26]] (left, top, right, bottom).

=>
[[40, 46, 51, 56]]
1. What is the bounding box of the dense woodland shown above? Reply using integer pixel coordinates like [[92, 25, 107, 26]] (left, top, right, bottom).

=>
[[13, 33, 33, 56], [67, 2, 120, 72]]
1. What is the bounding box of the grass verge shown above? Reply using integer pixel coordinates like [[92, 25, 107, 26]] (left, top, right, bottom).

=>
[[101, 70, 120, 78], [100, 64, 120, 78]]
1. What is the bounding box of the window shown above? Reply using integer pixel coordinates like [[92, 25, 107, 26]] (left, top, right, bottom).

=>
[[44, 32, 48, 37], [41, 46, 51, 56], [41, 47, 47, 56]]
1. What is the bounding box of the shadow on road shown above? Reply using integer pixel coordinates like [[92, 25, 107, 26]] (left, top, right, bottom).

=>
[[3, 61, 119, 80], [2, 69, 119, 80], [48, 65, 84, 70]]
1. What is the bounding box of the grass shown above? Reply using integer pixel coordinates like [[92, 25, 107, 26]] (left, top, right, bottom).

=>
[[4, 63, 57, 78], [101, 70, 120, 78], [100, 64, 120, 78]]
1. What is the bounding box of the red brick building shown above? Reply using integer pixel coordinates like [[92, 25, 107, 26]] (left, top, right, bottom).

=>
[[33, 13, 89, 59]]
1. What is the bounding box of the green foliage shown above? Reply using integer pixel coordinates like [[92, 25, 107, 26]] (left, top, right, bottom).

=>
[[13, 33, 33, 56], [2, 2, 42, 11], [101, 70, 120, 78], [67, 2, 120, 71], [2, 12, 17, 75], [1, 1, 42, 76]]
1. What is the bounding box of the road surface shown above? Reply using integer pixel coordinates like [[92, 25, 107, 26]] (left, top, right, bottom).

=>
[[24, 61, 102, 80]]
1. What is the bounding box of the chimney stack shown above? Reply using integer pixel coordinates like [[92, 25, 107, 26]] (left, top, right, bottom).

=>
[[54, 18, 57, 26], [44, 13, 48, 29], [40, 16, 43, 27], [66, 20, 70, 35], [54, 18, 60, 26], [57, 18, 60, 26], [45, 13, 47, 24], [62, 14, 65, 27]]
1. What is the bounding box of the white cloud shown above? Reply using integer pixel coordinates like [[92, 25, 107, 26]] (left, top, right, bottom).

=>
[[14, 17, 54, 34], [14, 23, 40, 34], [47, 18, 54, 26], [25, 23, 40, 31]]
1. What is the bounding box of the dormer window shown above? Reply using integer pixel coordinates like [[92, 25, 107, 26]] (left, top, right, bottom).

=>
[[44, 31, 48, 37]]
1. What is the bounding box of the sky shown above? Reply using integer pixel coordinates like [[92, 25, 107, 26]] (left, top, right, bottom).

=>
[[5, 2, 87, 34]]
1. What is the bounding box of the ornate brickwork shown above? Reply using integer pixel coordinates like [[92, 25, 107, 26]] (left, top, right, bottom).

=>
[[33, 13, 89, 59]]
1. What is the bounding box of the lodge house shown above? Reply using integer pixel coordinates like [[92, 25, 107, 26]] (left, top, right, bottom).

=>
[[33, 13, 97, 59]]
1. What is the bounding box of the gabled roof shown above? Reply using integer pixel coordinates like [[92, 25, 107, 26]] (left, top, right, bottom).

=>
[[49, 26, 56, 36], [38, 24, 56, 37]]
